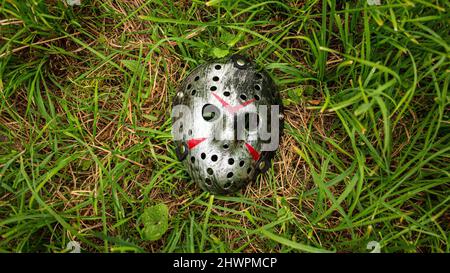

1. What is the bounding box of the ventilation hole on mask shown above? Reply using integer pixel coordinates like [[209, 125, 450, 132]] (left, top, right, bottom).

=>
[[210, 86, 217, 91], [194, 76, 200, 81], [201, 153, 206, 160], [211, 154, 218, 162], [190, 156, 195, 163], [213, 76, 219, 82], [187, 84, 192, 90], [247, 167, 252, 174], [223, 181, 232, 189], [227, 172, 233, 178], [224, 91, 230, 97], [228, 158, 234, 165], [256, 73, 263, 80], [215, 64, 222, 70], [239, 160, 245, 167], [188, 129, 192, 136], [254, 84, 261, 91], [254, 94, 261, 101], [240, 93, 247, 101], [205, 178, 212, 186], [202, 104, 220, 122], [223, 143, 229, 149], [244, 112, 260, 132], [191, 89, 196, 95], [207, 168, 214, 175], [179, 123, 184, 133]]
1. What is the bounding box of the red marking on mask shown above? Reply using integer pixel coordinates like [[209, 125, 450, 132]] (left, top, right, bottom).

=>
[[187, 138, 206, 149], [212, 92, 256, 114], [245, 143, 260, 161]]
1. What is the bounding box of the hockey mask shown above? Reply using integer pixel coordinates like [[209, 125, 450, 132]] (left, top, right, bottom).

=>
[[172, 55, 283, 194]]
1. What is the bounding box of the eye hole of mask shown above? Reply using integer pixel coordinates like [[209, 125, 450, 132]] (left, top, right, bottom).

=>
[[202, 104, 221, 122]]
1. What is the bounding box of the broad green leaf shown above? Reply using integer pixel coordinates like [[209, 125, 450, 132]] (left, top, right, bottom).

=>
[[140, 203, 169, 241], [287, 88, 304, 103], [211, 47, 229, 58], [282, 98, 292, 106], [220, 30, 243, 47]]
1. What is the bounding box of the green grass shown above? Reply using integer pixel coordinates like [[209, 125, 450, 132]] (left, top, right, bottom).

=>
[[0, 0, 449, 253]]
